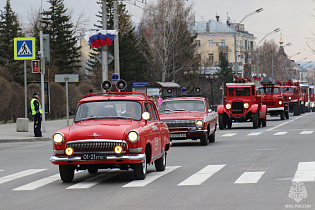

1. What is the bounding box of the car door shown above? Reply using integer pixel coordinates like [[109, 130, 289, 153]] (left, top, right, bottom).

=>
[[149, 102, 162, 159], [205, 100, 216, 134]]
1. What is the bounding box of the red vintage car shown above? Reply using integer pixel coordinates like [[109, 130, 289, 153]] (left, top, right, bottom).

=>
[[158, 97, 217, 145], [50, 92, 171, 182]]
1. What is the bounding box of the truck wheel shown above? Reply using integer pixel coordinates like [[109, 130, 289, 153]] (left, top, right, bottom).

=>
[[262, 118, 267, 127], [200, 131, 209, 146], [155, 149, 166, 171], [285, 111, 289, 119], [253, 112, 259, 129], [280, 110, 285, 120], [227, 119, 232, 129], [209, 131, 215, 143], [59, 165, 74, 182], [134, 153, 147, 180], [218, 114, 225, 130], [293, 104, 299, 116]]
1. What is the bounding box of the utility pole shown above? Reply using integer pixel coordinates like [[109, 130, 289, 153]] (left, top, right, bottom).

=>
[[102, 0, 108, 82], [114, 1, 120, 76]]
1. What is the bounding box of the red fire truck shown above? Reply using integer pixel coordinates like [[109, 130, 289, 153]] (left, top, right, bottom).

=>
[[217, 78, 267, 129], [300, 82, 310, 112], [280, 80, 302, 116], [309, 85, 315, 112]]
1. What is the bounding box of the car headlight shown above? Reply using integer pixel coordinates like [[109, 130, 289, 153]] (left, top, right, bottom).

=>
[[244, 103, 249, 109], [279, 101, 283, 105], [195, 120, 204, 127], [226, 103, 231, 109], [128, 131, 140, 143], [53, 132, 64, 144], [289, 97, 292, 100]]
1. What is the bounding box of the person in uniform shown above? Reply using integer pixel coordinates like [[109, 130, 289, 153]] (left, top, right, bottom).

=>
[[30, 92, 43, 137]]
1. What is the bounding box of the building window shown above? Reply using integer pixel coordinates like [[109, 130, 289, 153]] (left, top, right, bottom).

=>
[[208, 54, 214, 66], [195, 40, 200, 47], [245, 40, 248, 50], [220, 39, 225, 46], [208, 40, 214, 47], [196, 54, 201, 64]]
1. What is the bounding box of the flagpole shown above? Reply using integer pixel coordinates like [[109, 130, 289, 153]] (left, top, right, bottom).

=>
[[102, 0, 108, 82]]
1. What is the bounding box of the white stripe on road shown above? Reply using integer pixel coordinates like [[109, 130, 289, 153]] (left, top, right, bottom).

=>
[[123, 166, 180, 188], [292, 162, 315, 182], [178, 165, 226, 186], [14, 174, 60, 191], [0, 169, 47, 185], [221, 133, 237, 137], [248, 132, 262, 136], [234, 171, 265, 184], [273, 132, 287, 136], [300, 131, 314, 135], [266, 114, 307, 131]]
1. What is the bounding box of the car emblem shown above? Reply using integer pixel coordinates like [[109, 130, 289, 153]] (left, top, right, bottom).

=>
[[88, 133, 102, 137]]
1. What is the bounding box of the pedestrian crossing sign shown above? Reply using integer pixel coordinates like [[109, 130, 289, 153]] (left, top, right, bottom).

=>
[[14, 37, 36, 60]]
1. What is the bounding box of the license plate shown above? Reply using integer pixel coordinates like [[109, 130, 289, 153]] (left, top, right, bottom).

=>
[[170, 133, 186, 138], [81, 154, 107, 160]]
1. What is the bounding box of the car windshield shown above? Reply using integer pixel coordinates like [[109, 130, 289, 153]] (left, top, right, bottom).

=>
[[281, 87, 293, 93], [235, 87, 251, 96], [159, 100, 205, 113], [257, 87, 280, 95], [74, 100, 142, 122]]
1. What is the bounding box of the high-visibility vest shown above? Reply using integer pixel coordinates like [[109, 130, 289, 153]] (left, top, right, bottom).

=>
[[30, 98, 43, 115]]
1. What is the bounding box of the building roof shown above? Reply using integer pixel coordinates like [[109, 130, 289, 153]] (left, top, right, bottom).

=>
[[145, 82, 180, 88]]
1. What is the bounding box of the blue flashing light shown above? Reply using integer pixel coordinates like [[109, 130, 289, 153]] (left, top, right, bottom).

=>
[[182, 87, 186, 93], [112, 73, 119, 81]]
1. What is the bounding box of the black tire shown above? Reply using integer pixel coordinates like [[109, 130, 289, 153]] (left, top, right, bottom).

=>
[[200, 131, 209, 146], [209, 131, 215, 143], [218, 114, 225, 130], [253, 112, 259, 129], [59, 165, 74, 182], [88, 167, 98, 174], [280, 110, 285, 120], [227, 119, 232, 129], [134, 154, 147, 180], [258, 119, 262, 127], [155, 149, 166, 171], [285, 111, 289, 119], [261, 118, 267, 127], [293, 104, 299, 116]]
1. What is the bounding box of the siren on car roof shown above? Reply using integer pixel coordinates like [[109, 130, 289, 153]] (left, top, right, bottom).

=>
[[194, 87, 201, 94]]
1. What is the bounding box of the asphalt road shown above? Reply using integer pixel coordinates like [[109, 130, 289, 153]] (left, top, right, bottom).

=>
[[1, 113, 315, 210]]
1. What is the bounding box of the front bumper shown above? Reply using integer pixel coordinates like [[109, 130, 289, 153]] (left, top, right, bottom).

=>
[[50, 153, 145, 163], [267, 107, 284, 112], [169, 129, 207, 139]]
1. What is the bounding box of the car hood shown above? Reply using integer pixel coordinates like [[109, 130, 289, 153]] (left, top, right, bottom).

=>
[[66, 120, 141, 141], [159, 112, 205, 121]]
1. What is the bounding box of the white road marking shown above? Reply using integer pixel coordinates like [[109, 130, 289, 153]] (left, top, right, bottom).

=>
[[292, 162, 315, 182], [300, 131, 314, 135], [248, 132, 262, 136], [0, 169, 47, 185], [273, 132, 287, 136], [234, 171, 265, 184], [221, 133, 237, 137], [14, 174, 60, 191], [266, 114, 306, 131], [178, 165, 226, 186], [123, 166, 180, 188]]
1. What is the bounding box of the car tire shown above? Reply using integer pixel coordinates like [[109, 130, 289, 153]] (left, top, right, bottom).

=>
[[88, 167, 98, 174], [200, 131, 209, 146], [218, 114, 225, 130], [209, 131, 215, 143], [293, 104, 299, 116], [59, 165, 74, 182], [134, 153, 147, 180], [261, 118, 267, 127], [253, 112, 259, 129], [285, 111, 289, 119], [280, 110, 285, 120], [155, 149, 166, 171]]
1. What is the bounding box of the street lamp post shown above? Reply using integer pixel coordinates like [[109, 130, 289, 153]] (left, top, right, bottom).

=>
[[234, 8, 264, 76], [206, 73, 215, 106]]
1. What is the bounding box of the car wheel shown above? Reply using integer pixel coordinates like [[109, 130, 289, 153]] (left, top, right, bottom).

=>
[[280, 110, 285, 120], [262, 118, 267, 127], [134, 153, 147, 180], [88, 167, 98, 174], [209, 131, 215, 143], [155, 149, 166, 171], [59, 165, 74, 182], [200, 131, 209, 146], [285, 111, 289, 119], [293, 104, 299, 116], [253, 112, 259, 129], [218, 114, 225, 130]]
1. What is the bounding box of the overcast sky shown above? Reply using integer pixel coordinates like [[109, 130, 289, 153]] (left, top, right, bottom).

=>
[[8, 0, 315, 65]]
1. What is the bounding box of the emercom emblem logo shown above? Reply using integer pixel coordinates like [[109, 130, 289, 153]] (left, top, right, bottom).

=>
[[288, 182, 307, 203]]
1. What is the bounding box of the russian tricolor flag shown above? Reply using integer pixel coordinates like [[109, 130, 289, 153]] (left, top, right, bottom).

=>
[[84, 30, 118, 49]]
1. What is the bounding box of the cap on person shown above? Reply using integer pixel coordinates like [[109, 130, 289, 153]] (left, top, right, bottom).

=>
[[33, 92, 39, 96]]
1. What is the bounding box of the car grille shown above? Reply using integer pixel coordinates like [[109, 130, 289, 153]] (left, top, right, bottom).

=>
[[263, 100, 275, 107], [162, 120, 195, 128], [232, 102, 243, 114], [66, 140, 127, 154]]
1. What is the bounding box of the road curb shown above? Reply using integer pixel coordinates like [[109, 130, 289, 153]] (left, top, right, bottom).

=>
[[0, 137, 51, 143]]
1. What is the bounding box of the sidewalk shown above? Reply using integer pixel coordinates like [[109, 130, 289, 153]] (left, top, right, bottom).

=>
[[0, 119, 70, 143]]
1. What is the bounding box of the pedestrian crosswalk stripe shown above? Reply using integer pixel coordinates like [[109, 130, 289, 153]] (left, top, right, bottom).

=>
[[123, 166, 180, 188], [234, 171, 265, 184], [273, 132, 287, 136], [248, 132, 262, 136], [178, 165, 226, 186], [14, 174, 60, 191], [300, 131, 313, 135], [292, 161, 315, 182], [0, 169, 47, 185], [221, 133, 237, 137]]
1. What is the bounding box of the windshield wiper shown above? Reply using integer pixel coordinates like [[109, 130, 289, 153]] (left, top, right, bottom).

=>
[[173, 109, 187, 112]]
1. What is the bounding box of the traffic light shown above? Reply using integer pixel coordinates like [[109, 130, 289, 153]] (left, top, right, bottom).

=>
[[32, 60, 40, 73]]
